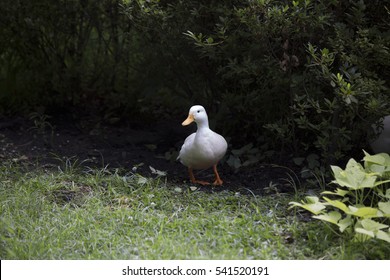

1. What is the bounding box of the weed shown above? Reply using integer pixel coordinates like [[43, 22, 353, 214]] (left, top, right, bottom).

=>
[[28, 112, 54, 135], [290, 151, 390, 243]]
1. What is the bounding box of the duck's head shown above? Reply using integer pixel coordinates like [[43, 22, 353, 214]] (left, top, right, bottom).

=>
[[182, 105, 208, 126]]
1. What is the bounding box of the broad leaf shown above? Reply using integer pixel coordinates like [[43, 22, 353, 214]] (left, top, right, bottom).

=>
[[347, 206, 382, 218], [331, 159, 377, 190], [338, 215, 352, 232], [360, 218, 388, 231], [313, 211, 341, 225], [377, 188, 390, 199], [356, 219, 390, 243], [363, 151, 390, 177], [378, 201, 390, 217], [376, 230, 390, 243], [289, 196, 325, 215], [355, 227, 375, 238], [306, 196, 320, 204], [321, 188, 349, 197], [323, 197, 349, 213], [288, 202, 326, 215], [363, 150, 390, 166]]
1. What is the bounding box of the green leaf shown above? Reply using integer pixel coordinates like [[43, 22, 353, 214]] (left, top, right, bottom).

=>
[[288, 202, 325, 215], [356, 218, 390, 243], [321, 188, 349, 197], [206, 37, 214, 44], [305, 196, 319, 204], [347, 206, 382, 218], [363, 150, 390, 166], [376, 230, 390, 243], [378, 201, 390, 216], [149, 166, 167, 177], [313, 211, 341, 225], [289, 196, 326, 215], [363, 150, 390, 176], [374, 179, 390, 187], [377, 188, 390, 199], [361, 218, 388, 231], [338, 215, 353, 232], [323, 197, 349, 213], [137, 175, 148, 185], [331, 159, 377, 190], [355, 227, 375, 238]]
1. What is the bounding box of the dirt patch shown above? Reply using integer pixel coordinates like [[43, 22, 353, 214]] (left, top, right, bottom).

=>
[[0, 115, 297, 195]]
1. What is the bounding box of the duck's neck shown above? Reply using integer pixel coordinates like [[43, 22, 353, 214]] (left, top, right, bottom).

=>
[[196, 120, 210, 132]]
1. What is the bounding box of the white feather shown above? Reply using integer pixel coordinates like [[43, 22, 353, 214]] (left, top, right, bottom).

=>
[[177, 105, 227, 170]]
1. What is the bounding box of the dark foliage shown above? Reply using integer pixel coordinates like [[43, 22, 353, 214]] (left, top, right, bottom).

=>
[[1, 0, 389, 168]]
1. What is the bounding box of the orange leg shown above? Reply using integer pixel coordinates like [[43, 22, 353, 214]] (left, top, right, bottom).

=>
[[188, 168, 210, 185], [212, 165, 223, 186]]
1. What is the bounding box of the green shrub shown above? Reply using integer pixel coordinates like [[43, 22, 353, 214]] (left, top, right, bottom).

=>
[[289, 151, 390, 243], [263, 1, 390, 165], [171, 0, 390, 162], [0, 0, 142, 114], [1, 0, 389, 166]]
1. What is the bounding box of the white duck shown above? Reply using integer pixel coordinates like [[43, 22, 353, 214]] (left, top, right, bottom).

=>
[[177, 105, 227, 185]]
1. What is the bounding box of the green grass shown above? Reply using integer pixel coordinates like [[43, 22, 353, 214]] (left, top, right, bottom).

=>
[[0, 160, 389, 259]]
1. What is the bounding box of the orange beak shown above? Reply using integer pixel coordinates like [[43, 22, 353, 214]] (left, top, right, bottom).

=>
[[182, 113, 195, 126]]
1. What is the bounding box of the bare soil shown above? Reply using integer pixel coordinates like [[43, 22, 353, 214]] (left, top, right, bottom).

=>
[[0, 115, 297, 195]]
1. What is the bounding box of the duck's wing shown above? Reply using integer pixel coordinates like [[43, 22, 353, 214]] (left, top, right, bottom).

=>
[[177, 133, 195, 161]]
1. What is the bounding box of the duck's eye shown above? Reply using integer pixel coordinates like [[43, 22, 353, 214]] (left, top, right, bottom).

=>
[[197, 110, 201, 113]]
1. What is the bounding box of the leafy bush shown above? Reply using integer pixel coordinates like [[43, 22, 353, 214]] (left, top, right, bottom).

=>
[[181, 0, 327, 143], [281, 40, 389, 165], [262, 1, 390, 165], [289, 151, 390, 243], [1, 0, 389, 167], [0, 0, 142, 115], [168, 0, 390, 162]]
